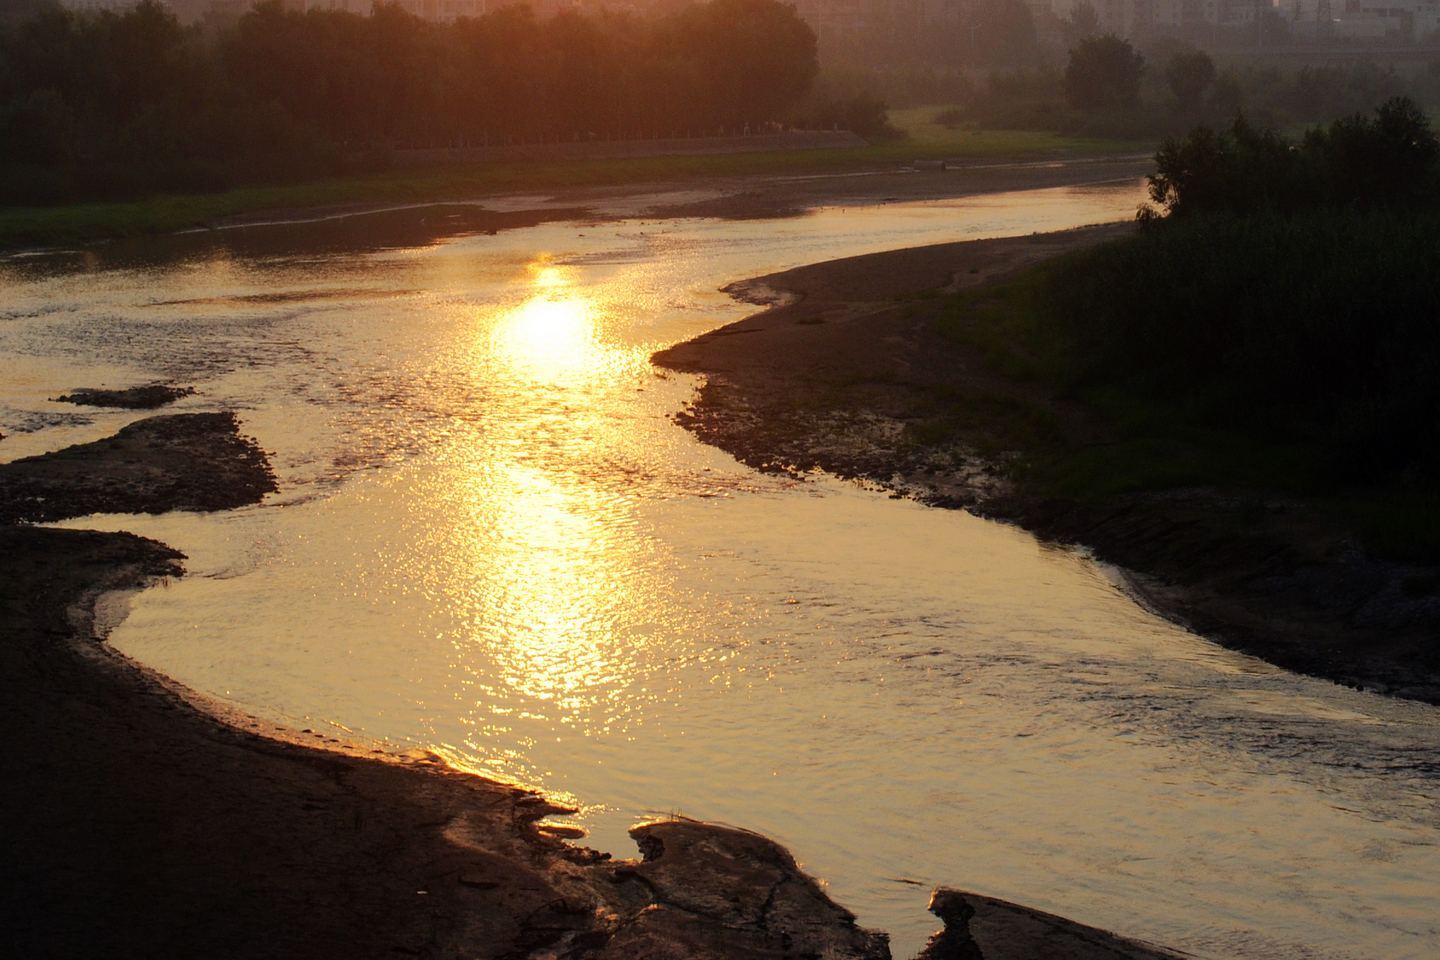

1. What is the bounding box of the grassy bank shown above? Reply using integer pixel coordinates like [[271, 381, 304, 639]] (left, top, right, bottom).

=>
[[0, 114, 1140, 250], [935, 209, 1440, 561]]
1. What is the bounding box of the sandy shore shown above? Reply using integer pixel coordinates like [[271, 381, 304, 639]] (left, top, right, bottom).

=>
[[654, 228, 1440, 705], [0, 405, 1186, 958]]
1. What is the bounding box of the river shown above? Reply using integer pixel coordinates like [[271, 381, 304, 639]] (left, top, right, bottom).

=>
[[3, 181, 1437, 959]]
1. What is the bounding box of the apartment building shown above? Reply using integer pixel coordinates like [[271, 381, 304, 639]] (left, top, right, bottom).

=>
[[1279, 0, 1440, 38]]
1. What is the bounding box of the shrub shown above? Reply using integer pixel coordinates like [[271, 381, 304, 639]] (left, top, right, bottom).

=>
[[1064, 34, 1144, 111], [1148, 97, 1440, 217]]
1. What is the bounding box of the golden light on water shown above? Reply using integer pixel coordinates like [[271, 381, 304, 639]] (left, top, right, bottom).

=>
[[443, 451, 649, 742], [483, 460, 634, 710], [491, 258, 622, 385], [448, 256, 651, 723], [529, 262, 568, 289], [30, 182, 1440, 960]]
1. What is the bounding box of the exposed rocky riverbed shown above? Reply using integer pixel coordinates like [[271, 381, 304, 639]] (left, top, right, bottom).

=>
[[654, 228, 1440, 705], [1, 405, 1182, 959]]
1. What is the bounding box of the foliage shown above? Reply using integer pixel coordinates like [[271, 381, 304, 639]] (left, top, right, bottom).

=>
[[941, 48, 1440, 145], [791, 91, 899, 140], [0, 0, 820, 205], [968, 0, 1039, 67], [928, 102, 1440, 560], [963, 68, 1068, 130], [1064, 34, 1144, 111], [986, 102, 1440, 500], [1164, 50, 1215, 110], [811, 65, 974, 111], [1036, 207, 1440, 488], [1149, 97, 1440, 216]]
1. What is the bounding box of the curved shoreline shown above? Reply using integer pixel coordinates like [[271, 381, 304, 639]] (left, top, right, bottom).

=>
[[5, 525, 897, 958], [1, 411, 1184, 958], [654, 228, 1440, 706]]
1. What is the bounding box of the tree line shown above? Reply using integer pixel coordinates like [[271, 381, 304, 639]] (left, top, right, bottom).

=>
[[0, 0, 820, 204], [1031, 99, 1440, 502], [938, 27, 1440, 141]]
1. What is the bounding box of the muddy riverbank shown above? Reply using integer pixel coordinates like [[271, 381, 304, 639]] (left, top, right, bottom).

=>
[[203, 154, 1153, 239], [654, 228, 1440, 705], [1, 409, 1184, 958]]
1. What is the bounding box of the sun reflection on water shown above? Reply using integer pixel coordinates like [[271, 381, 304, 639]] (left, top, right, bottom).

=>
[[490, 258, 624, 386], [43, 182, 1437, 960], [476, 460, 636, 709], [442, 256, 662, 734]]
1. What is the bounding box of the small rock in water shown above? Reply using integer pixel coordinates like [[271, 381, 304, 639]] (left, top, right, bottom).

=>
[[917, 887, 982, 960], [536, 821, 587, 839], [53, 384, 194, 410]]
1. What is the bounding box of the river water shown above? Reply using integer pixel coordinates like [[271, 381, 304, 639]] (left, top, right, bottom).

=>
[[3, 182, 1438, 959]]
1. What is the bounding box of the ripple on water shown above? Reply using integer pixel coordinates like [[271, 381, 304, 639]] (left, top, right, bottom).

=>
[[8, 183, 1440, 960]]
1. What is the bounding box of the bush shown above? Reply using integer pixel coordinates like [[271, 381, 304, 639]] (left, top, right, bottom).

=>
[[1149, 97, 1440, 217], [1164, 50, 1215, 110], [1064, 34, 1144, 111], [1040, 208, 1440, 483], [1039, 102, 1440, 485], [791, 92, 899, 139]]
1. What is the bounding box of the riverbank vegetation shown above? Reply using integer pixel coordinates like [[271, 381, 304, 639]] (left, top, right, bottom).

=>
[[0, 106, 1135, 250], [913, 35, 1440, 141], [944, 97, 1440, 558], [0, 0, 1157, 248], [0, 0, 825, 206]]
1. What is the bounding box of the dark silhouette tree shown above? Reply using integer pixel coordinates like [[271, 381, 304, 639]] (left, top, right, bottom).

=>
[[1304, 96, 1440, 206], [1165, 50, 1215, 111], [1148, 97, 1440, 217], [0, 0, 826, 203], [671, 0, 817, 131], [1064, 34, 1144, 111]]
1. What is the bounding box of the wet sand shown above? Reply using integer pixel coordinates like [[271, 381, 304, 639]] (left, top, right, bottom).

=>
[[0, 412, 276, 523], [655, 228, 1440, 706], [1, 409, 1183, 958], [0, 413, 889, 959], [53, 382, 193, 409]]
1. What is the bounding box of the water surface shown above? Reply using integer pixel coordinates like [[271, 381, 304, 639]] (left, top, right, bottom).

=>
[[4, 182, 1438, 959]]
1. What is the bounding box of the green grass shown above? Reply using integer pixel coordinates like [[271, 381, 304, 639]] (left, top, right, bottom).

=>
[[886, 106, 1143, 158], [934, 264, 1334, 499], [924, 227, 1440, 561], [0, 111, 1145, 249]]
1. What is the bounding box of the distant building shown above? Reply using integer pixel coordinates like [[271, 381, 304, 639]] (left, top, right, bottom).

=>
[[1278, 0, 1440, 38], [790, 0, 1277, 46], [287, 0, 374, 12], [57, 0, 513, 24], [353, 0, 490, 18], [1048, 0, 1262, 36], [63, 0, 141, 12]]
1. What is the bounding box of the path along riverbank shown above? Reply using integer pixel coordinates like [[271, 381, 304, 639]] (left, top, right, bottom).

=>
[[654, 226, 1440, 706]]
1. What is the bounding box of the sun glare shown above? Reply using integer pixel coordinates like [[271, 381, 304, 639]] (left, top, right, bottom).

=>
[[491, 260, 615, 384]]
